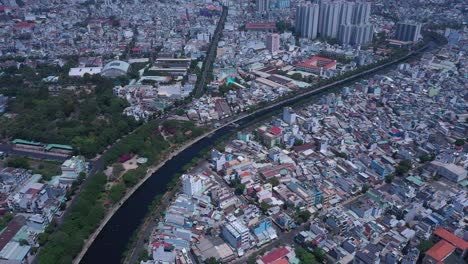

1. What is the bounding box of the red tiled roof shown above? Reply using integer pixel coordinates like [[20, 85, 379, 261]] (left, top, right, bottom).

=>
[[426, 240, 455, 261], [271, 258, 289, 264], [269, 126, 282, 135], [14, 21, 35, 29], [433, 228, 468, 250], [0, 216, 25, 251], [297, 55, 336, 70], [245, 22, 276, 30], [239, 171, 251, 178], [261, 247, 290, 264], [152, 241, 171, 248], [25, 188, 41, 195]]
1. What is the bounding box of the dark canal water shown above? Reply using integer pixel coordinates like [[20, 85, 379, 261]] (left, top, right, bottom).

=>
[[80, 40, 438, 264], [80, 91, 323, 264]]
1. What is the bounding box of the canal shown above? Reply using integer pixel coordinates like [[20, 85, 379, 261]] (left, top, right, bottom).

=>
[[81, 40, 439, 264]]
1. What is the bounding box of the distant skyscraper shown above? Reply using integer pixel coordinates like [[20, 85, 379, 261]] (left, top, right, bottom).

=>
[[339, 24, 373, 45], [295, 3, 319, 39], [256, 0, 270, 13], [318, 1, 342, 39], [339, 1, 355, 26], [395, 22, 422, 42], [275, 0, 290, 9], [338, 24, 354, 44], [352, 24, 373, 45], [266, 33, 280, 53], [352, 2, 371, 24]]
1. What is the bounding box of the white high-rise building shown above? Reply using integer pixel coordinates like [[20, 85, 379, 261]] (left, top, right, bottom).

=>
[[295, 3, 319, 39], [256, 0, 270, 13], [182, 174, 203, 197], [339, 24, 354, 44], [318, 1, 342, 39], [352, 1, 371, 24], [339, 1, 355, 25], [352, 23, 373, 45], [395, 22, 422, 42], [266, 33, 280, 53], [282, 107, 297, 125], [339, 23, 373, 45]]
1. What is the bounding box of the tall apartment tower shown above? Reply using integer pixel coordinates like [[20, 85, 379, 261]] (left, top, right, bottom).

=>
[[395, 22, 422, 42], [338, 24, 354, 44], [339, 1, 355, 26], [266, 33, 280, 53], [353, 24, 374, 45], [352, 1, 371, 24], [318, 1, 342, 39], [339, 24, 373, 45], [295, 3, 319, 39], [256, 0, 270, 13]]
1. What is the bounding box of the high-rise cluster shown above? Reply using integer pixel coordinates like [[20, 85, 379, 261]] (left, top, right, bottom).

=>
[[295, 1, 374, 46], [256, 0, 270, 13], [395, 22, 422, 42], [256, 0, 291, 12]]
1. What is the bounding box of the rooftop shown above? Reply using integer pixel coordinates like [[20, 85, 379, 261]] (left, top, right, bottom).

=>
[[426, 240, 455, 262], [297, 56, 337, 70], [433, 228, 468, 250]]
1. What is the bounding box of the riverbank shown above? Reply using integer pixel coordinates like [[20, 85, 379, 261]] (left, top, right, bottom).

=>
[[73, 119, 241, 264], [77, 38, 440, 263]]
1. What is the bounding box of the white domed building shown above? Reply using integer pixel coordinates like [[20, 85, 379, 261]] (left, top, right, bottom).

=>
[[101, 60, 130, 78]]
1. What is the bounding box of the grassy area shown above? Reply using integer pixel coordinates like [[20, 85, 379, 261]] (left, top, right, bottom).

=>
[[0, 66, 140, 158], [1, 156, 62, 181], [29, 160, 62, 181]]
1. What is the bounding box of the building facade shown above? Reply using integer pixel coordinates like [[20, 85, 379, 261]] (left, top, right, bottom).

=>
[[266, 33, 280, 53], [395, 22, 422, 42], [295, 3, 319, 39]]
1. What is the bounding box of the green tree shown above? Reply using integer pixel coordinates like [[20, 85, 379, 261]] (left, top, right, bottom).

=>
[[0, 213, 13, 232], [454, 139, 465, 146], [268, 177, 280, 187], [175, 108, 185, 116], [37, 233, 49, 246], [260, 201, 271, 213], [419, 154, 435, 163], [123, 170, 139, 187], [291, 73, 303, 81], [6, 157, 30, 169], [418, 240, 434, 253], [313, 248, 326, 263], [235, 183, 245, 195], [361, 184, 369, 194], [336, 152, 348, 159], [295, 246, 318, 264], [137, 249, 150, 262], [295, 210, 312, 224], [204, 257, 223, 264], [109, 183, 126, 203], [385, 175, 394, 184], [19, 239, 29, 246], [395, 160, 412, 176], [247, 255, 257, 264]]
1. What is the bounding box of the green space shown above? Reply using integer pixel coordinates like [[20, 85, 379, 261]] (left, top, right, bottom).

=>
[[35, 119, 206, 263], [2, 156, 62, 181], [0, 213, 13, 231], [0, 65, 140, 158], [37, 173, 107, 264]]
